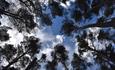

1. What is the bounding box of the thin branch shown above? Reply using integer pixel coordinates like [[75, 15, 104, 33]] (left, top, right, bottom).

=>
[[0, 9, 23, 20], [74, 18, 115, 32], [25, 58, 38, 70], [19, 0, 32, 12], [61, 61, 68, 70], [3, 48, 30, 69], [84, 46, 115, 66], [28, 0, 36, 10]]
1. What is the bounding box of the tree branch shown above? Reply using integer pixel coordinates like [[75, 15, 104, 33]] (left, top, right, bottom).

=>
[[3, 48, 30, 69]]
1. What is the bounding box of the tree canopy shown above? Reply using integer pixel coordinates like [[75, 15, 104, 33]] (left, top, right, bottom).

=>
[[0, 0, 115, 70]]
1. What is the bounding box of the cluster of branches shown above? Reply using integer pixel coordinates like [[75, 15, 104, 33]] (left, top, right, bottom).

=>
[[0, 36, 40, 70], [71, 31, 115, 70], [0, 0, 44, 33], [0, 0, 42, 70], [60, 0, 115, 35]]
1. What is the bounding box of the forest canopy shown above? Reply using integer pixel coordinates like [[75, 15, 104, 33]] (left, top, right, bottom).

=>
[[0, 0, 115, 70]]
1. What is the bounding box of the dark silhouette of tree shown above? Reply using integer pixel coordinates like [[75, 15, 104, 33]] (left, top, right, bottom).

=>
[[97, 30, 109, 40], [9, 8, 36, 32], [19, 36, 40, 58], [104, 7, 114, 17], [2, 36, 40, 70], [20, 56, 30, 68], [0, 27, 10, 41], [0, 0, 9, 17], [61, 0, 67, 4], [0, 0, 42, 69], [75, 0, 89, 13], [53, 44, 68, 70], [74, 31, 115, 70], [71, 53, 88, 70], [25, 57, 40, 70], [41, 14, 52, 25], [2, 67, 18, 70], [49, 1, 63, 17], [40, 54, 46, 61], [54, 44, 68, 62], [0, 0, 9, 10], [62, 20, 76, 35], [94, 44, 115, 70], [46, 60, 57, 70], [0, 44, 16, 61], [46, 44, 69, 70], [72, 10, 82, 22]]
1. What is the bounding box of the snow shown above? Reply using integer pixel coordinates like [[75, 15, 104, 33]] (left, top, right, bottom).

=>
[[0, 15, 10, 26], [0, 56, 9, 67], [41, 48, 53, 61], [7, 29, 24, 46], [6, 0, 22, 12], [82, 51, 95, 63]]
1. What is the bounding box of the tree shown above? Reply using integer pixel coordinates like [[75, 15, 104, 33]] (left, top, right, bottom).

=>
[[0, 27, 10, 41], [2, 36, 40, 70]]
